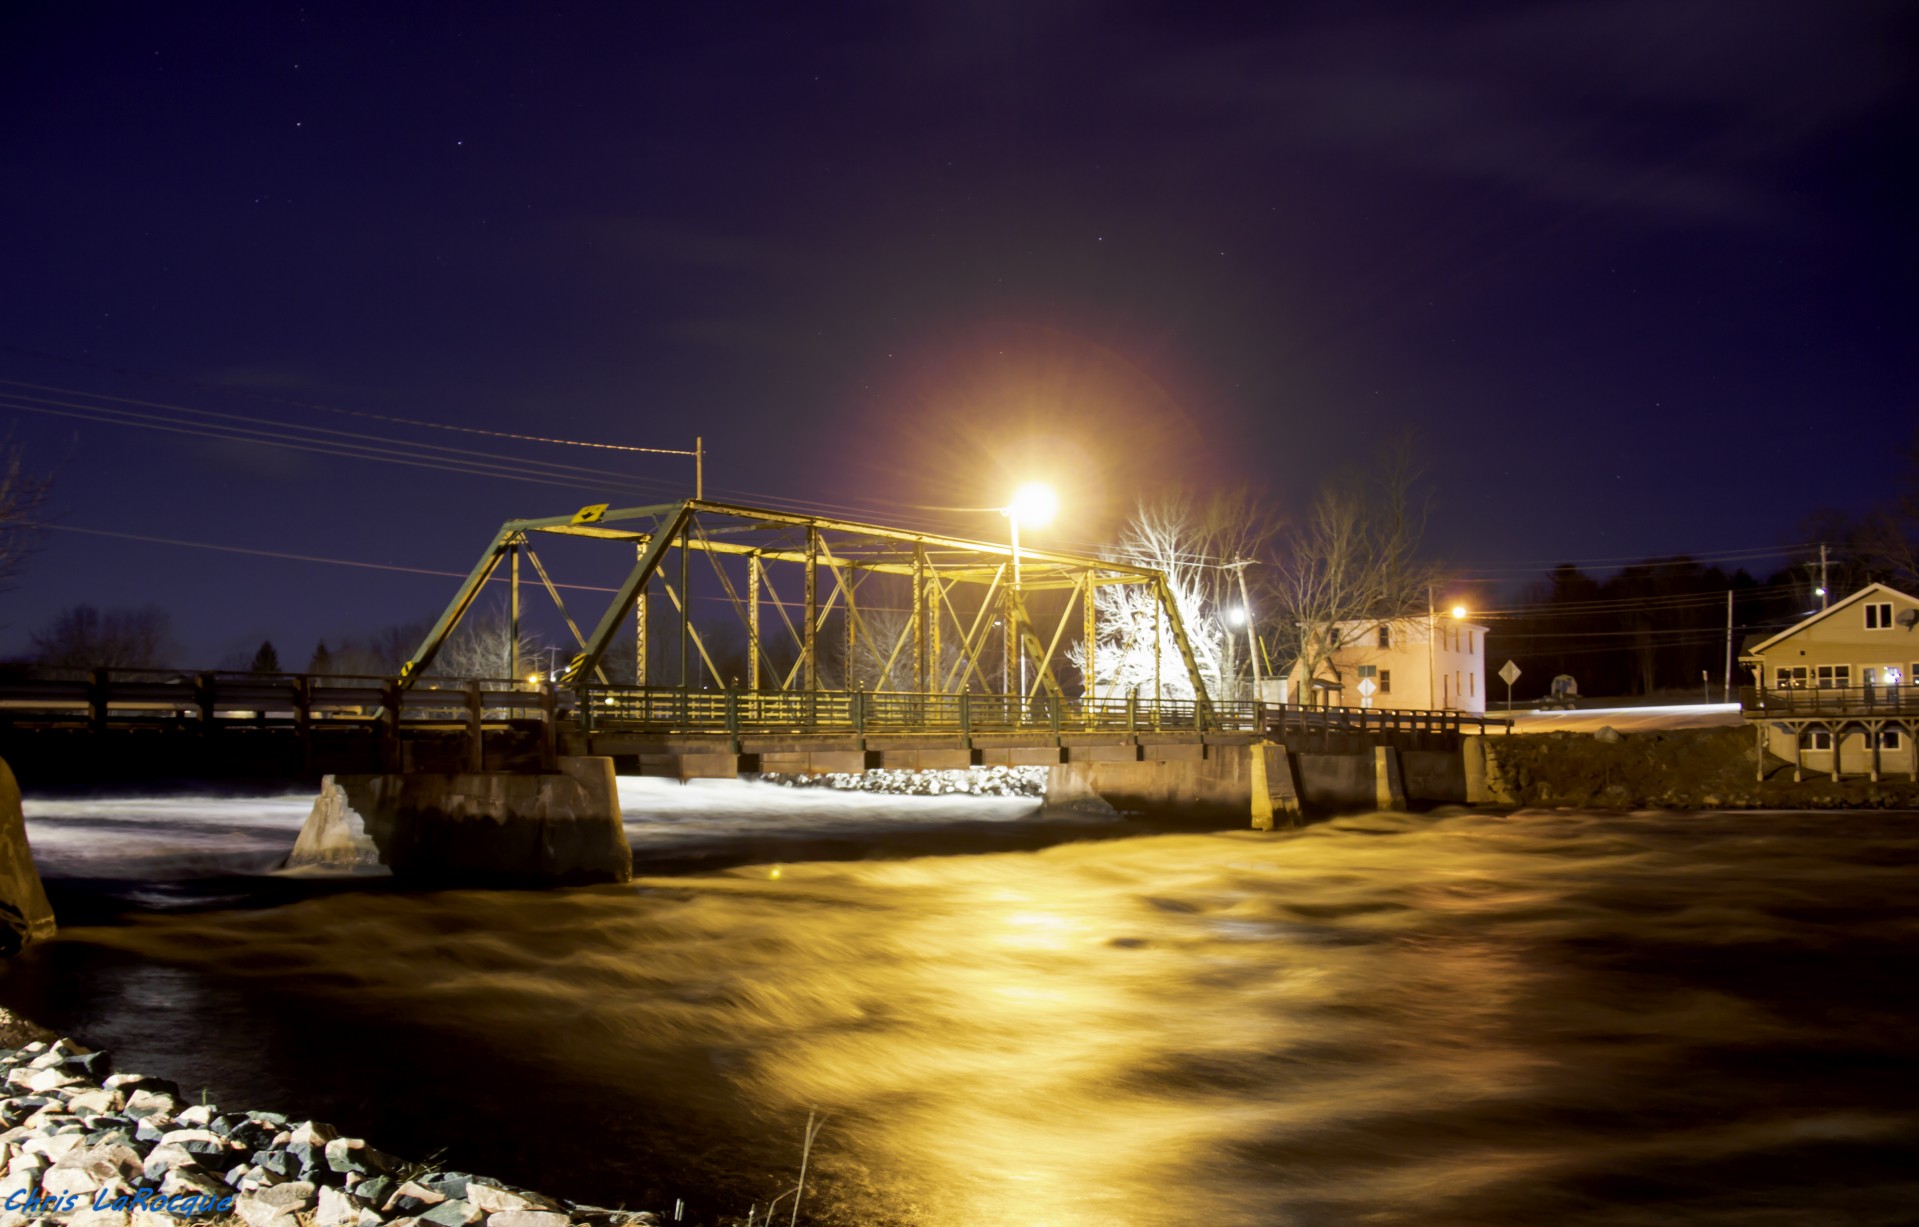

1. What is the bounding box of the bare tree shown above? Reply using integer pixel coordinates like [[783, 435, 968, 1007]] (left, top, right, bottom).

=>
[[839, 601, 970, 691], [1855, 430, 1919, 589], [1270, 440, 1441, 698], [30, 604, 177, 671], [0, 431, 51, 592], [432, 599, 546, 682]]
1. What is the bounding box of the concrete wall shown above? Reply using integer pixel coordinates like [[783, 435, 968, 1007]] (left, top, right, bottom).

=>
[[291, 756, 632, 885], [1401, 749, 1468, 803], [0, 757, 56, 956], [1045, 743, 1263, 823], [1049, 741, 1461, 822]]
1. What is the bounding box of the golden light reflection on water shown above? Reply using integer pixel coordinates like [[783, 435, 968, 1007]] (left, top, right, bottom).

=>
[[55, 809, 1919, 1225]]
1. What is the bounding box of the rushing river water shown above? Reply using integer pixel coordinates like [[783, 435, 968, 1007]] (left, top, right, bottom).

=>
[[4, 783, 1917, 1226]]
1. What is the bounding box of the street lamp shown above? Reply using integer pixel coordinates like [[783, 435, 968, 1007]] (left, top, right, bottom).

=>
[[1003, 483, 1056, 701], [1428, 591, 1468, 711], [1223, 559, 1261, 703]]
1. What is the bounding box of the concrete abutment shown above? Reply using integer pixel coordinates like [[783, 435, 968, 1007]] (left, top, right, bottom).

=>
[[288, 756, 632, 885]]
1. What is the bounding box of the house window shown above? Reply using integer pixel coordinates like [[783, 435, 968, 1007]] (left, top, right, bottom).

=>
[[1470, 671, 1476, 697], [1815, 665, 1852, 688], [1377, 625, 1390, 648], [1776, 667, 1809, 689], [1880, 730, 1903, 750], [1865, 602, 1894, 630], [1804, 730, 1832, 751], [1379, 669, 1391, 694]]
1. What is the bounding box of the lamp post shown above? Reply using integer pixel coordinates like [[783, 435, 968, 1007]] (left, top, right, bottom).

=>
[[1004, 483, 1057, 701], [1429, 598, 1468, 711], [1224, 559, 1260, 703]]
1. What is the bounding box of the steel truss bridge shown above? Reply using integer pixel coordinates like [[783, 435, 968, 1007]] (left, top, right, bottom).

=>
[[403, 497, 1217, 716], [0, 500, 1500, 784]]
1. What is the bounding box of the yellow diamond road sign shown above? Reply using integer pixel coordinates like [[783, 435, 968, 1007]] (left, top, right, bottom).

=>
[[1499, 660, 1521, 686]]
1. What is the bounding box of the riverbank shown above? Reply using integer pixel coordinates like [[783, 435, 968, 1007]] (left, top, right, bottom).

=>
[[1482, 725, 1919, 809], [0, 1033, 661, 1227]]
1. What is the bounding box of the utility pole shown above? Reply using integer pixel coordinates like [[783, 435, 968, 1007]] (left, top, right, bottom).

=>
[[1819, 542, 1829, 609], [695, 436, 703, 501], [1723, 589, 1733, 704]]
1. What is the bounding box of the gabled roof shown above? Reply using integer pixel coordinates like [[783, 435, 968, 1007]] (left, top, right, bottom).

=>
[[1742, 581, 1919, 656]]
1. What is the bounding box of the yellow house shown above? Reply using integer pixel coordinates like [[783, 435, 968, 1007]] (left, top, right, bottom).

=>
[[1289, 613, 1487, 713], [1739, 582, 1919, 780]]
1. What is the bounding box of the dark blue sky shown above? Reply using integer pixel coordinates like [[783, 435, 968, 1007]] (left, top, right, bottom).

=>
[[2, 0, 1913, 664]]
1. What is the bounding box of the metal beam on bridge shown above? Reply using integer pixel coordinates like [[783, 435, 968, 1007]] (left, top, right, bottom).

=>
[[397, 498, 1215, 717]]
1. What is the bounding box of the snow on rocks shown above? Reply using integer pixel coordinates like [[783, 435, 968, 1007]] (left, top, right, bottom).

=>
[[762, 764, 1047, 797], [0, 1039, 658, 1227]]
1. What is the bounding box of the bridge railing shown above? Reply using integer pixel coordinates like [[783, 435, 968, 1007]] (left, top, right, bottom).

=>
[[575, 686, 1266, 734], [1261, 702, 1508, 737], [0, 667, 559, 730]]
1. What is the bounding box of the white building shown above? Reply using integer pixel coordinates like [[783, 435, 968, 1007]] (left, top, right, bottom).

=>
[[1288, 614, 1487, 713]]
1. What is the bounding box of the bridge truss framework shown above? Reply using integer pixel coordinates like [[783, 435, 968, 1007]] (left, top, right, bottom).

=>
[[399, 499, 1215, 724]]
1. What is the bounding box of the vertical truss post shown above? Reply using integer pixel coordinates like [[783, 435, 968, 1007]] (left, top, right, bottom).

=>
[[509, 542, 521, 681], [678, 515, 691, 689], [804, 527, 820, 693], [912, 546, 928, 694], [748, 553, 762, 692], [1153, 590, 1162, 707], [1083, 570, 1097, 704], [927, 565, 942, 694], [634, 543, 648, 687], [1002, 585, 1016, 699], [844, 560, 857, 690]]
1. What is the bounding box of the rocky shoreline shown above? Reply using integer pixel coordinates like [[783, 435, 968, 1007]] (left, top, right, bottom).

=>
[[0, 1031, 659, 1227], [1480, 726, 1919, 811]]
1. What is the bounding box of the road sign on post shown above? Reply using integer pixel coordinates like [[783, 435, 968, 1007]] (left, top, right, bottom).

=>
[[1498, 659, 1521, 712]]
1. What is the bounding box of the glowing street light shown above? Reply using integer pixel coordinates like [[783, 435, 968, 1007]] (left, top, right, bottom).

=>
[[1450, 604, 1468, 620], [1007, 482, 1058, 527]]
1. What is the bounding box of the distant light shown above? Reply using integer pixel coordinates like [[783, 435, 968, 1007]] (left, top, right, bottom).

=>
[[1007, 482, 1058, 527], [1814, 587, 1826, 596], [1450, 605, 1468, 619], [770, 866, 783, 879], [1224, 606, 1247, 627], [526, 674, 541, 685]]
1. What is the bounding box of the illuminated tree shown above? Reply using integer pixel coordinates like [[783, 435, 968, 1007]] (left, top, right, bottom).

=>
[[1072, 487, 1280, 702]]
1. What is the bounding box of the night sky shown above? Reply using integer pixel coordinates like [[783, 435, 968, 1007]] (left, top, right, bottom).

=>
[[2, 1, 1913, 665]]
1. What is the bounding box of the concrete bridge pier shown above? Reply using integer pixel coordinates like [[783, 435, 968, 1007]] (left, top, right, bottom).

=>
[[1046, 738, 1468, 824], [288, 756, 632, 885]]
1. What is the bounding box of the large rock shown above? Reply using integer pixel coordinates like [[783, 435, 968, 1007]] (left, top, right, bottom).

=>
[[285, 781, 383, 869], [0, 757, 56, 956], [290, 758, 631, 885]]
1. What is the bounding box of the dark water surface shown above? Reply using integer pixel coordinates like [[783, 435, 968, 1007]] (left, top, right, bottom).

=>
[[4, 793, 1917, 1226]]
